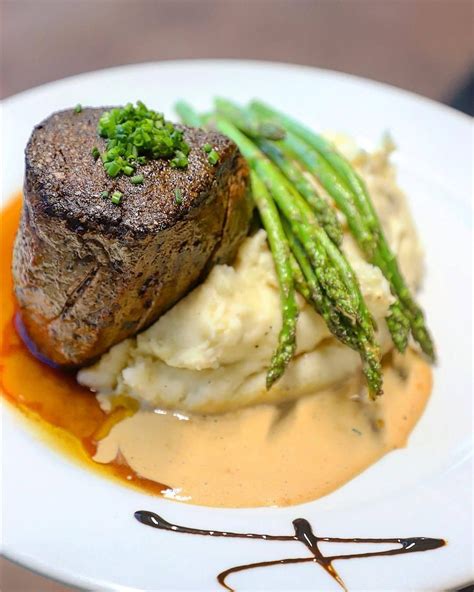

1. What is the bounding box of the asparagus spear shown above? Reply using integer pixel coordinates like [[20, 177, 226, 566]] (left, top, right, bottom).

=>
[[386, 302, 411, 353], [213, 107, 375, 329], [284, 219, 357, 348], [269, 123, 375, 254], [258, 139, 343, 246], [215, 116, 383, 397], [284, 220, 382, 395], [174, 101, 203, 127], [266, 153, 377, 338], [249, 172, 299, 389], [216, 117, 357, 322], [281, 123, 431, 356], [214, 97, 286, 140], [251, 101, 434, 360], [214, 99, 343, 245]]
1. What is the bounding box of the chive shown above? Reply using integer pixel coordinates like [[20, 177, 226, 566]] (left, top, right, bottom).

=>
[[111, 191, 123, 205], [91, 146, 100, 160], [97, 101, 190, 181], [131, 175, 144, 185], [174, 188, 183, 204], [207, 149, 219, 165], [202, 143, 212, 153], [74, 104, 83, 113], [170, 150, 188, 168], [100, 190, 109, 199], [104, 161, 121, 177]]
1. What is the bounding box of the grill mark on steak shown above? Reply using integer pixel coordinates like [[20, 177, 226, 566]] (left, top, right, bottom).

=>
[[13, 107, 252, 366]]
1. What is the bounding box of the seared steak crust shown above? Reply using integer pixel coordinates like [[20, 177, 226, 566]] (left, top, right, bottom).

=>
[[13, 107, 251, 366]]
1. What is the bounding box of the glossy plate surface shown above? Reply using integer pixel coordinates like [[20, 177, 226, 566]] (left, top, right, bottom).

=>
[[1, 60, 472, 591]]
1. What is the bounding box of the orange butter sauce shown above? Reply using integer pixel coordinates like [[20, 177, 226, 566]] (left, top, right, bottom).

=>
[[0, 193, 167, 496]]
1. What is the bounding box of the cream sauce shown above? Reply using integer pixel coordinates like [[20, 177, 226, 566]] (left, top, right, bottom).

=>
[[94, 350, 432, 507]]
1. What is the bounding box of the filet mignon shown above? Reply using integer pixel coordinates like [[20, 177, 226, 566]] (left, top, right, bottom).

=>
[[13, 107, 252, 366]]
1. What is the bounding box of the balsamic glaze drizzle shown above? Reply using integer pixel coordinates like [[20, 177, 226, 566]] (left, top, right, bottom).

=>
[[134, 510, 445, 591]]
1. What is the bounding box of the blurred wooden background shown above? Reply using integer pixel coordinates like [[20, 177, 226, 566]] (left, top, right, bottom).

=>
[[1, 0, 473, 103], [0, 0, 472, 591]]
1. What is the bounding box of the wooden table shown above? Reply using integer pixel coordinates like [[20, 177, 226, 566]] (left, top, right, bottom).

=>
[[1, 1, 472, 590]]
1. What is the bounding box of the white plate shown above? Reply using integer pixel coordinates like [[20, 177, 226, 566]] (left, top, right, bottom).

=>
[[1, 60, 472, 592]]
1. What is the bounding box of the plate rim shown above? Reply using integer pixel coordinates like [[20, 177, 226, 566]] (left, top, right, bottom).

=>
[[2, 57, 472, 127]]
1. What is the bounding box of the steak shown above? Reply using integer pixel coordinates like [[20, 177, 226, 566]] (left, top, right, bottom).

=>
[[13, 107, 252, 366]]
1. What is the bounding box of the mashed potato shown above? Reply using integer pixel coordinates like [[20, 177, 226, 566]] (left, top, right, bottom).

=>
[[78, 137, 424, 414]]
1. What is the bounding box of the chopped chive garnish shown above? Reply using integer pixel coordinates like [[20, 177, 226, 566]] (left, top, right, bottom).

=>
[[111, 191, 123, 205], [131, 175, 144, 185], [170, 150, 189, 169], [74, 104, 83, 113], [104, 161, 121, 177], [97, 101, 190, 188], [174, 188, 183, 204], [100, 190, 109, 199], [202, 143, 212, 153], [207, 149, 219, 165], [91, 146, 100, 160]]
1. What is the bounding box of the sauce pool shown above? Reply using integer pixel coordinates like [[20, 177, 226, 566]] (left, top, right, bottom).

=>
[[94, 349, 432, 507], [0, 194, 168, 496]]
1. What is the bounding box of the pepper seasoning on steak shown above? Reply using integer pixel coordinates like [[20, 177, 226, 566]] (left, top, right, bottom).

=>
[[13, 107, 252, 366]]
